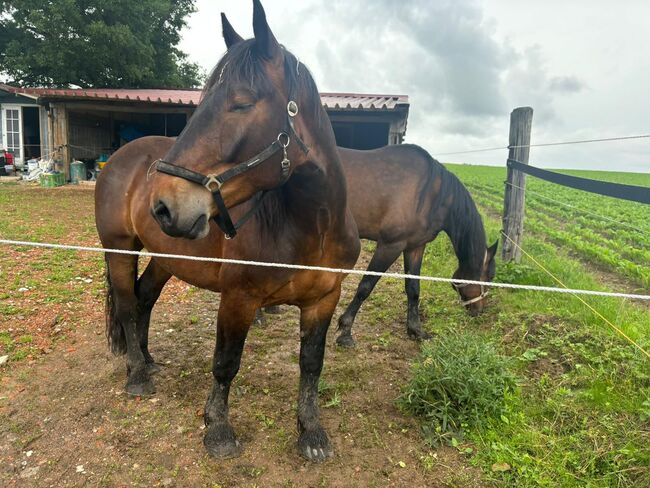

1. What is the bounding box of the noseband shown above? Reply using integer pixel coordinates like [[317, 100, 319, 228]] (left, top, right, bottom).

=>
[[155, 95, 308, 239], [452, 281, 488, 307]]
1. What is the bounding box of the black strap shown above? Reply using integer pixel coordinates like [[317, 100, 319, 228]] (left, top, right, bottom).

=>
[[215, 140, 283, 186], [156, 161, 206, 186], [211, 189, 237, 239], [508, 159, 650, 205]]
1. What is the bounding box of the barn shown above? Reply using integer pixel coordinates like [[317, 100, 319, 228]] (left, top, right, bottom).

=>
[[0, 84, 409, 179]]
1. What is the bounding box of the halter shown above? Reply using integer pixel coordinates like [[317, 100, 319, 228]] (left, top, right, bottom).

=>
[[155, 87, 308, 239], [452, 250, 490, 307], [452, 281, 489, 307]]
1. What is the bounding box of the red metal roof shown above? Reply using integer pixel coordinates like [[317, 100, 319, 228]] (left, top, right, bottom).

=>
[[0, 84, 409, 111], [0, 84, 202, 106]]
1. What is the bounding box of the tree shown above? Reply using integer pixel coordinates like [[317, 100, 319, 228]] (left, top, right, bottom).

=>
[[0, 0, 203, 88]]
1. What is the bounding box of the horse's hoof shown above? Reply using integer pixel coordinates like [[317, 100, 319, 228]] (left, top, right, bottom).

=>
[[204, 423, 242, 459], [125, 378, 156, 397], [264, 305, 282, 314], [407, 328, 432, 342], [335, 333, 356, 348], [298, 427, 334, 463], [146, 362, 162, 375]]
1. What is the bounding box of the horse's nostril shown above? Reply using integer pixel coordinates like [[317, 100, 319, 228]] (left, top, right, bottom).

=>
[[153, 200, 172, 226]]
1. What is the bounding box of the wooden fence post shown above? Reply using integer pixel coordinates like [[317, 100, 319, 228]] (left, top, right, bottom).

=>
[[501, 107, 534, 263]]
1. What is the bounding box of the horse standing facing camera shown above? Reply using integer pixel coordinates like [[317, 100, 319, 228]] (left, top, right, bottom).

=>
[[95, 0, 359, 462]]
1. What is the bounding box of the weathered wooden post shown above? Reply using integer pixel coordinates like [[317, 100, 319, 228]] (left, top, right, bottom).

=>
[[501, 107, 533, 263]]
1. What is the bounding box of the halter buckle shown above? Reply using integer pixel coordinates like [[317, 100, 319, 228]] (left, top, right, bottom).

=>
[[287, 101, 299, 117], [204, 175, 222, 192]]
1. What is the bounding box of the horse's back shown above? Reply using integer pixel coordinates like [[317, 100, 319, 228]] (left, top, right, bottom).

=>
[[95, 136, 175, 243], [340, 144, 441, 244]]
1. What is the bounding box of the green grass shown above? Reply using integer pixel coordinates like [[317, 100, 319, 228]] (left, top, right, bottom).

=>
[[398, 165, 650, 486]]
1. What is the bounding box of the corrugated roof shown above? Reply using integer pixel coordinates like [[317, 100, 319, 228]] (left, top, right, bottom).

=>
[[0, 85, 409, 111], [320, 93, 409, 111], [0, 85, 202, 106]]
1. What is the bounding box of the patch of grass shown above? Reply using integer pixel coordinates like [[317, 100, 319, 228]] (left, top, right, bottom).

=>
[[398, 331, 516, 445]]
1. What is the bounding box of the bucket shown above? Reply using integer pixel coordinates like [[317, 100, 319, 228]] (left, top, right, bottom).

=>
[[70, 161, 86, 184], [40, 173, 65, 188], [28, 161, 39, 172]]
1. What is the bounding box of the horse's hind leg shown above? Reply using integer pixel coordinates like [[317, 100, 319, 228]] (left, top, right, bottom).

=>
[[336, 242, 403, 347], [106, 251, 156, 396], [297, 290, 340, 462], [403, 245, 431, 341], [136, 258, 172, 374]]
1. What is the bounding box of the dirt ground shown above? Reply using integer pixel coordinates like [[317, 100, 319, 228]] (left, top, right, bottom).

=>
[[0, 185, 482, 487]]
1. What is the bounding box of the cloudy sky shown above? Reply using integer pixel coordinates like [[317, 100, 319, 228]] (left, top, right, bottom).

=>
[[180, 0, 650, 173]]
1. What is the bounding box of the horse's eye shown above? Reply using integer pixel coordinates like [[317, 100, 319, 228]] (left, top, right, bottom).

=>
[[231, 103, 254, 113]]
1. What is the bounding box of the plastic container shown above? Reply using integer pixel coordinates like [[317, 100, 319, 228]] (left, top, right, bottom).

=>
[[27, 160, 39, 172], [70, 161, 86, 184], [4, 165, 15, 176], [40, 173, 65, 188]]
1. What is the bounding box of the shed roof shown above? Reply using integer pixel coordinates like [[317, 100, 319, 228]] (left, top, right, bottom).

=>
[[0, 85, 409, 112]]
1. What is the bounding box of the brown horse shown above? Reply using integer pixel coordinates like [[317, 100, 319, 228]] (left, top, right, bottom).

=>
[[95, 0, 359, 462], [334, 145, 498, 347]]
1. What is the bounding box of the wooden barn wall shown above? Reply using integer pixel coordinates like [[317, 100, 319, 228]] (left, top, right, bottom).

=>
[[68, 111, 112, 160]]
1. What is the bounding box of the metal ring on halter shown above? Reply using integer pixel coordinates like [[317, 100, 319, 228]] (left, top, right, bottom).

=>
[[287, 101, 299, 117], [146, 159, 160, 181], [277, 132, 290, 148], [204, 175, 222, 192]]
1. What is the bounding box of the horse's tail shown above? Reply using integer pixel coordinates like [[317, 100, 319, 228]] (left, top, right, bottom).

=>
[[104, 255, 127, 355]]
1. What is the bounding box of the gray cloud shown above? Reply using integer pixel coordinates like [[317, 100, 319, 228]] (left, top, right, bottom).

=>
[[549, 76, 585, 94]]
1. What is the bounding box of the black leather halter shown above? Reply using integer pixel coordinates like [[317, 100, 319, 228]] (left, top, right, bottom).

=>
[[155, 99, 308, 239]]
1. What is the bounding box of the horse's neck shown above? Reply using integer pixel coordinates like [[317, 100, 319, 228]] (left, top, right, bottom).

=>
[[286, 107, 348, 229], [443, 188, 486, 274]]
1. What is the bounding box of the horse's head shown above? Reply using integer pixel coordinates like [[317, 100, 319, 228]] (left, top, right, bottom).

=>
[[150, 0, 317, 239], [452, 240, 498, 316]]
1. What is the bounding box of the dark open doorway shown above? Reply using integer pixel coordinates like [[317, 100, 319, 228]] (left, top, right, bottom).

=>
[[22, 106, 41, 160], [331, 121, 389, 150]]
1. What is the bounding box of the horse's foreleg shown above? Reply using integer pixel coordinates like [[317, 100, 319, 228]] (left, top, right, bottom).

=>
[[297, 290, 340, 462], [403, 245, 431, 341], [336, 242, 403, 347], [203, 292, 257, 459], [135, 258, 172, 374], [107, 252, 156, 396]]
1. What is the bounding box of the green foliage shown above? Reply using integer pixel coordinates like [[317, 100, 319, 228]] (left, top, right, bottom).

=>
[[0, 0, 203, 88], [398, 332, 517, 445]]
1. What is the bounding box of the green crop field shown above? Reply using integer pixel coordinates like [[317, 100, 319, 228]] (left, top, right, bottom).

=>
[[449, 165, 650, 288]]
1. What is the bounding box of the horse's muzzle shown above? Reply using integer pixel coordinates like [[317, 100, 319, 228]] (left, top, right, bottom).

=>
[[151, 199, 209, 240]]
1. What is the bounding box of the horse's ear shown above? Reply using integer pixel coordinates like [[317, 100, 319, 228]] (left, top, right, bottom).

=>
[[221, 13, 244, 49], [487, 239, 499, 260], [252, 0, 281, 60]]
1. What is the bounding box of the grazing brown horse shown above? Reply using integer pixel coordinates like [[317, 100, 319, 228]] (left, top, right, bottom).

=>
[[95, 0, 359, 462], [334, 145, 498, 347]]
